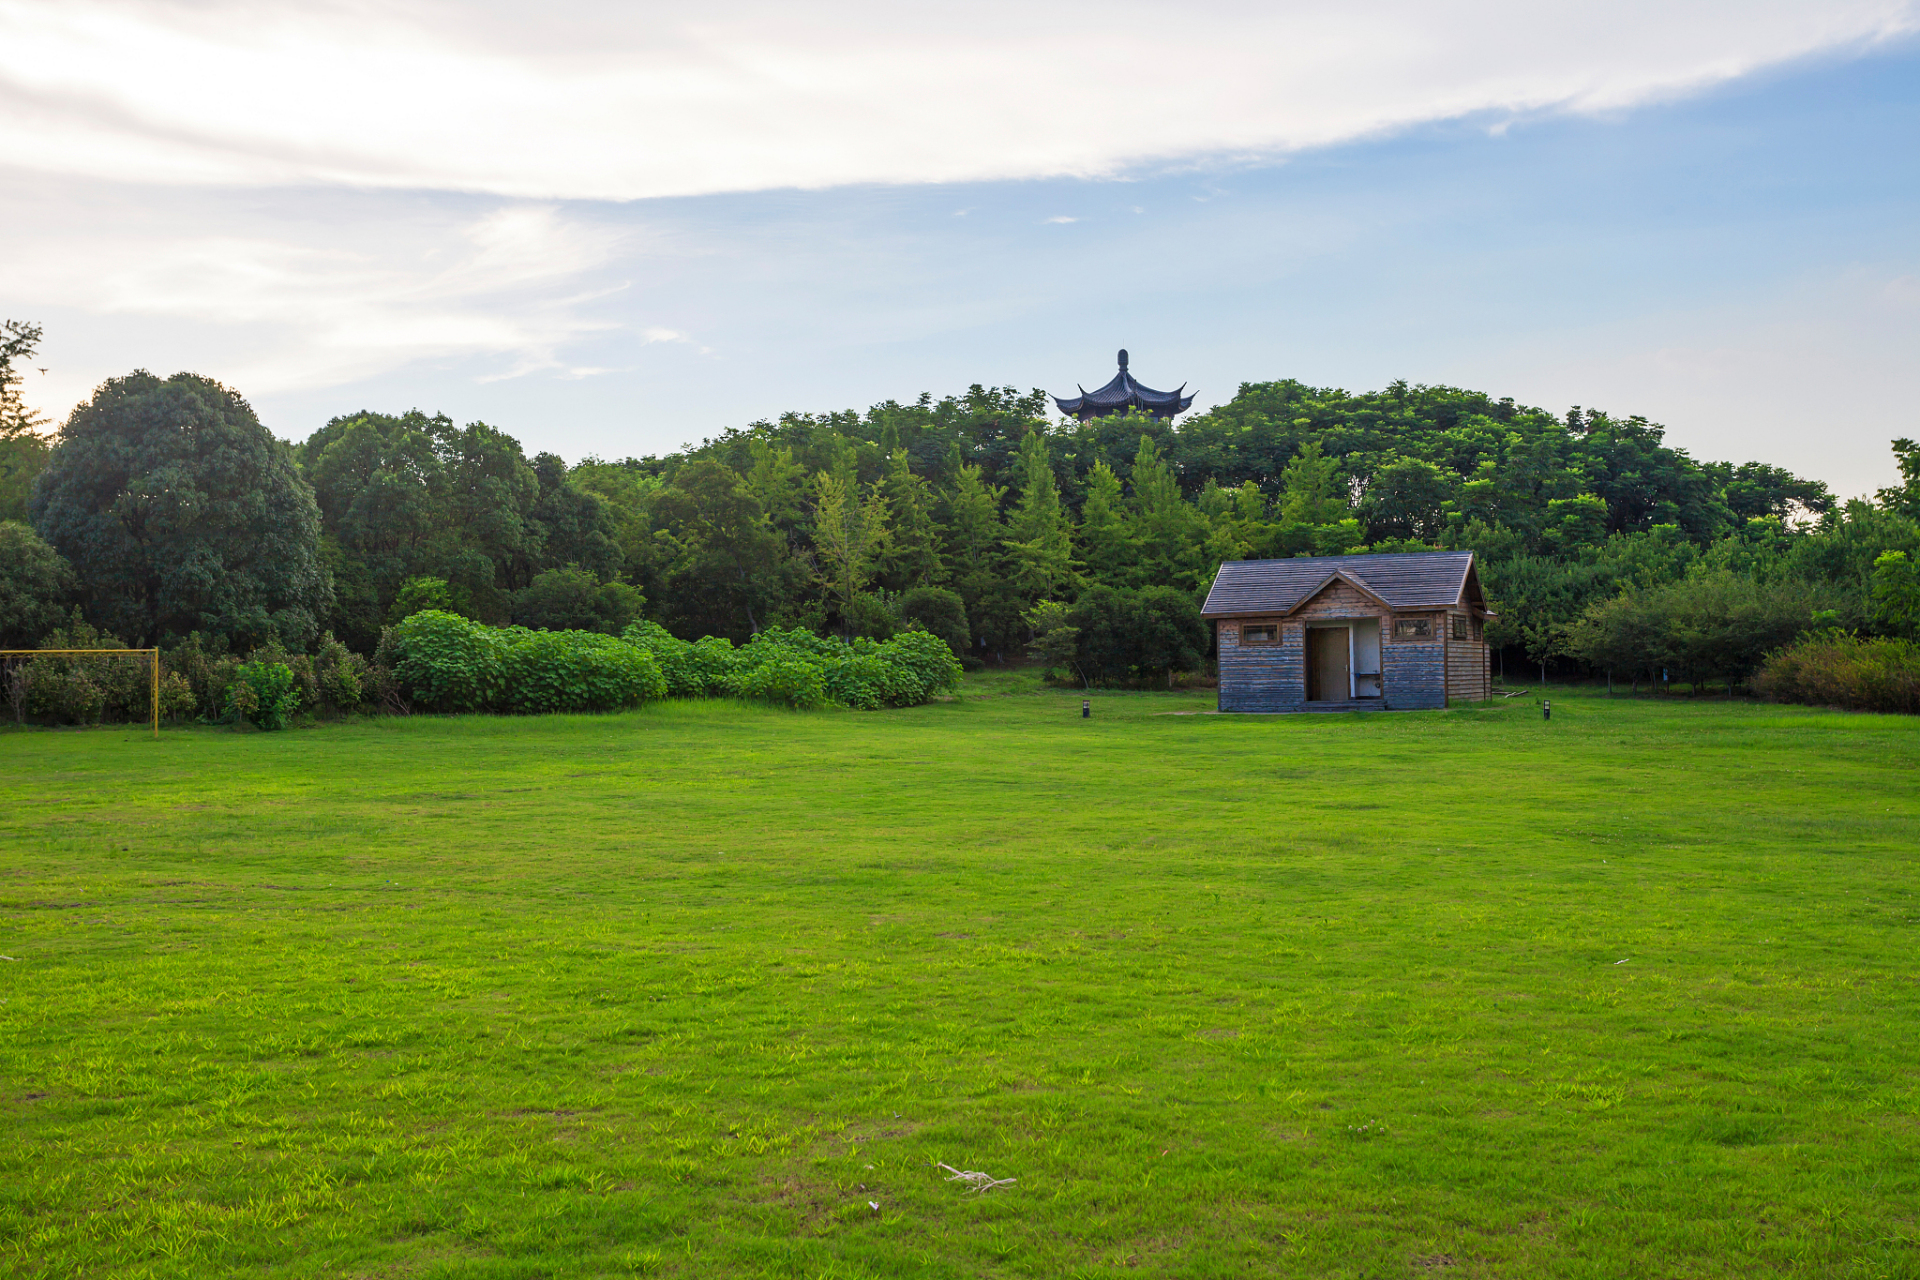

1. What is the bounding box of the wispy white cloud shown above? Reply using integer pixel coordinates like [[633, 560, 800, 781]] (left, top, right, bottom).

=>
[[5, 195, 643, 400], [1044, 216, 1079, 224], [0, 0, 1912, 200]]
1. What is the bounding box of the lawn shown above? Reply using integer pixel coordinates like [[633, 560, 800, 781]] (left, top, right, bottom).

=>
[[2, 680, 1917, 1279]]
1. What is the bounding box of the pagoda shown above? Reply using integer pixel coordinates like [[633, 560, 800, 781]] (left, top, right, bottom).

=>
[[1053, 349, 1194, 421]]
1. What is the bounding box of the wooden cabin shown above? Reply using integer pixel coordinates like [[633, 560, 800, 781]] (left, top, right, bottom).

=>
[[1201, 552, 1493, 712]]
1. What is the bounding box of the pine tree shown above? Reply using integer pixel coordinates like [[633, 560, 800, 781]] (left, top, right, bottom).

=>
[[1128, 435, 1208, 590], [1076, 460, 1132, 586], [943, 464, 1004, 589], [744, 437, 808, 535], [877, 449, 946, 590], [811, 471, 890, 638], [1277, 440, 1348, 526], [1001, 430, 1074, 600], [943, 463, 1021, 657]]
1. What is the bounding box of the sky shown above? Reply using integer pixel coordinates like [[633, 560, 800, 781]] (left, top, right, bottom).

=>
[[3, 0, 1918, 498]]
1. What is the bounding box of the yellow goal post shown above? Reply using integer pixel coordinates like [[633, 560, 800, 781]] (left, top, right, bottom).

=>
[[0, 648, 161, 739]]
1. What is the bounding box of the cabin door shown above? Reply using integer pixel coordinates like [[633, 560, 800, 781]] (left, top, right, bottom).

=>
[[1306, 626, 1351, 702]]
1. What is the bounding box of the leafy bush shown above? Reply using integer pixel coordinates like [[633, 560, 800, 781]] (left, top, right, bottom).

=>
[[875, 627, 965, 702], [161, 631, 230, 719], [227, 660, 301, 730], [822, 651, 905, 709], [388, 610, 509, 712], [843, 591, 898, 640], [687, 636, 741, 695], [382, 613, 953, 717], [1565, 570, 1840, 689], [734, 656, 829, 709], [157, 670, 197, 721], [1066, 586, 1208, 686], [499, 630, 666, 713], [314, 634, 371, 715], [621, 621, 699, 696], [1754, 634, 1920, 714], [20, 613, 148, 725]]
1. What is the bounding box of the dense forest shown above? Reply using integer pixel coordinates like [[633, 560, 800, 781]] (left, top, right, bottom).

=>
[[4, 317, 1920, 708]]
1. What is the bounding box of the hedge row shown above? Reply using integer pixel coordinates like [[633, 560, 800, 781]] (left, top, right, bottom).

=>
[[1753, 633, 1920, 714], [621, 622, 963, 710], [385, 612, 961, 714]]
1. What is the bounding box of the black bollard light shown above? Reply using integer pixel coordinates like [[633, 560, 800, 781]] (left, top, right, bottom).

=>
[[1082, 699, 1090, 719], [1543, 699, 1552, 721]]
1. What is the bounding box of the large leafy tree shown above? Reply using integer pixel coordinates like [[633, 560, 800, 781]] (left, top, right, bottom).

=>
[[302, 410, 450, 648], [31, 371, 331, 648], [305, 411, 448, 564], [653, 458, 799, 637], [441, 421, 543, 594], [0, 521, 74, 647], [530, 452, 622, 582]]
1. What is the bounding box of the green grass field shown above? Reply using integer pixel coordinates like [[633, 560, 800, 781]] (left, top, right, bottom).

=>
[[3, 679, 1917, 1279]]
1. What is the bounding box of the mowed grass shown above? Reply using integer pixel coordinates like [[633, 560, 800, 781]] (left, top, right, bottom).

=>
[[2, 679, 1918, 1280]]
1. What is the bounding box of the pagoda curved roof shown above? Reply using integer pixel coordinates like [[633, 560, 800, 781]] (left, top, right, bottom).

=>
[[1054, 349, 1194, 419]]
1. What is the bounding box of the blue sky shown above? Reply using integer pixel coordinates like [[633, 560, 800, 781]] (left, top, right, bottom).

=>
[[4, 2, 1917, 497]]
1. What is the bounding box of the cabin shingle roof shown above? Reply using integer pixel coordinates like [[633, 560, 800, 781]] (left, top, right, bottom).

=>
[[1201, 551, 1476, 617]]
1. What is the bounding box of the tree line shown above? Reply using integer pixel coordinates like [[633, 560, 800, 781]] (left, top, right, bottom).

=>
[[4, 318, 1919, 700]]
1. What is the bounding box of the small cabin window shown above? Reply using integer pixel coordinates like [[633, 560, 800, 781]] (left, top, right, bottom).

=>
[[1392, 618, 1432, 640], [1452, 615, 1470, 640], [1241, 624, 1278, 645]]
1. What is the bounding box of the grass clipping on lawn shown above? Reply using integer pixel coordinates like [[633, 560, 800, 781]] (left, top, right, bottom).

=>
[[1, 680, 1917, 1278]]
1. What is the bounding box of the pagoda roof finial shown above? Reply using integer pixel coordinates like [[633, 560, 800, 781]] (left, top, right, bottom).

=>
[[1118, 348, 1129, 371]]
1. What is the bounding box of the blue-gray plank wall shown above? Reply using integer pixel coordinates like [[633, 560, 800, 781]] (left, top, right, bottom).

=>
[[1218, 624, 1305, 712], [1383, 644, 1445, 710]]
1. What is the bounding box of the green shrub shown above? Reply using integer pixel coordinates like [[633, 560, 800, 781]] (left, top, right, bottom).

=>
[[21, 613, 148, 725], [873, 627, 964, 703], [157, 670, 197, 721], [389, 610, 508, 712], [687, 637, 740, 695], [1066, 586, 1208, 686], [162, 631, 227, 718], [1754, 634, 1920, 714], [621, 621, 700, 696], [314, 634, 370, 715], [28, 666, 107, 725], [392, 613, 945, 716], [745, 626, 843, 663], [500, 630, 665, 713], [227, 660, 301, 730], [735, 656, 829, 709], [823, 651, 902, 709]]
